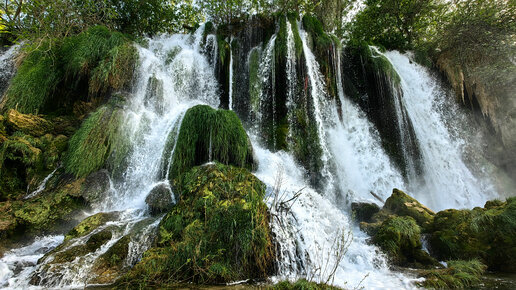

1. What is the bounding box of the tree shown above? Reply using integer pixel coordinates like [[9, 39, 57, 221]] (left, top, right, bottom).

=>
[[347, 0, 446, 50]]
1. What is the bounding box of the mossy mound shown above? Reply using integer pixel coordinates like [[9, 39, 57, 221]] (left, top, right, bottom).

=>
[[120, 163, 274, 286], [271, 279, 342, 290], [429, 197, 516, 272], [5, 109, 53, 137], [384, 188, 435, 228], [90, 235, 131, 284], [168, 105, 256, 180], [64, 104, 129, 178], [65, 212, 119, 241], [418, 259, 487, 288], [2, 26, 136, 115]]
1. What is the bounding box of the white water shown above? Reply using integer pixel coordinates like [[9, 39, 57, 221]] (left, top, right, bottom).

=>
[[229, 36, 234, 110], [383, 51, 498, 211], [0, 44, 20, 97], [1, 28, 220, 289]]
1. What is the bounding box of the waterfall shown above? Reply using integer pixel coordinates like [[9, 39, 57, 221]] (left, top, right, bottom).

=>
[[0, 44, 20, 97], [381, 51, 498, 211], [229, 36, 234, 110]]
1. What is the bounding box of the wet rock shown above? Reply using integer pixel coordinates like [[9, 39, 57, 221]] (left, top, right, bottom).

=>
[[145, 183, 174, 215], [384, 188, 434, 228], [65, 212, 119, 241], [79, 170, 112, 203], [5, 109, 53, 137], [352, 202, 380, 223], [90, 235, 131, 284]]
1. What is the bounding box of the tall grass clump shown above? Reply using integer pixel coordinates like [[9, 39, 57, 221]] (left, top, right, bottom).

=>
[[64, 105, 125, 178], [419, 259, 486, 288], [169, 105, 255, 179]]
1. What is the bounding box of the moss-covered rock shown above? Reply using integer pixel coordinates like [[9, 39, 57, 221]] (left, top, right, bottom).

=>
[[429, 197, 516, 272], [384, 188, 435, 228], [352, 202, 380, 223], [65, 212, 119, 241], [168, 105, 256, 180], [418, 259, 487, 289], [373, 216, 436, 267], [121, 163, 274, 286], [90, 235, 131, 284], [145, 183, 174, 215], [5, 109, 53, 137]]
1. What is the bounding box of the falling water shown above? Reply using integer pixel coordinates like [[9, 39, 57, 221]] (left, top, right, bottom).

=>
[[0, 28, 220, 289], [383, 51, 498, 210], [229, 36, 234, 110], [0, 44, 20, 97], [25, 167, 60, 200]]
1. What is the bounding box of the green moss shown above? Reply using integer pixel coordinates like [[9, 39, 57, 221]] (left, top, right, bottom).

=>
[[169, 105, 255, 180], [430, 197, 516, 272], [271, 279, 342, 290], [121, 163, 274, 286], [384, 188, 435, 228], [64, 104, 126, 178], [65, 212, 117, 241], [374, 216, 421, 260], [248, 47, 261, 114], [419, 259, 487, 288], [3, 26, 134, 115]]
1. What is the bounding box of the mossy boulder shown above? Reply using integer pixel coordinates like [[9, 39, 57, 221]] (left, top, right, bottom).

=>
[[168, 105, 256, 180], [373, 216, 437, 267], [121, 163, 274, 286], [429, 197, 516, 272], [5, 109, 53, 137], [78, 170, 112, 204], [418, 259, 487, 289], [384, 188, 435, 228], [352, 202, 380, 223], [65, 212, 119, 241], [145, 183, 174, 215]]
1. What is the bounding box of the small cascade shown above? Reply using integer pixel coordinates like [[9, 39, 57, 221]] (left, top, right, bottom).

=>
[[285, 20, 297, 135], [0, 44, 20, 97], [228, 36, 234, 110], [25, 167, 60, 200], [383, 51, 498, 210]]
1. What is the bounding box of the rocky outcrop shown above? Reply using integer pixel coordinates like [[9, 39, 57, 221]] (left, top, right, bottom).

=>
[[145, 183, 174, 215], [121, 163, 275, 287], [5, 109, 53, 137], [437, 51, 516, 182]]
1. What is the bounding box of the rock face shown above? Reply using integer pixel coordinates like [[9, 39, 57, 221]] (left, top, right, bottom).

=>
[[438, 51, 516, 183], [79, 170, 112, 204], [351, 202, 380, 223], [384, 188, 435, 228], [145, 183, 174, 215], [121, 163, 275, 287]]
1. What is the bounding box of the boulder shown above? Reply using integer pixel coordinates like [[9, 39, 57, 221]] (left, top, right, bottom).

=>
[[80, 170, 112, 203], [352, 202, 380, 223], [65, 212, 119, 241], [5, 109, 53, 137], [90, 235, 130, 284], [145, 183, 174, 215], [384, 188, 435, 228], [121, 163, 274, 287]]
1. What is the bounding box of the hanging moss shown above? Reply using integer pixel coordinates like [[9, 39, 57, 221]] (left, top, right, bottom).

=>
[[64, 104, 127, 178], [120, 163, 274, 286], [2, 26, 135, 115], [169, 105, 255, 180]]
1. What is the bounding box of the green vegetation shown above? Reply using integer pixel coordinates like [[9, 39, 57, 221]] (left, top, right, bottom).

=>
[[64, 104, 127, 178], [3, 26, 137, 115], [430, 197, 516, 272], [419, 259, 487, 288], [120, 163, 274, 286], [384, 188, 435, 228], [272, 279, 342, 290], [169, 105, 255, 180], [374, 216, 422, 264], [65, 212, 118, 241]]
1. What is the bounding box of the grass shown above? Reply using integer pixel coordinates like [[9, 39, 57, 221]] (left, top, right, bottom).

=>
[[169, 105, 255, 180], [64, 104, 125, 178], [271, 279, 342, 290], [419, 259, 487, 288]]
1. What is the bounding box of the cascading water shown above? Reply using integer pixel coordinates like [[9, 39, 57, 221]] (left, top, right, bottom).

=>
[[0, 44, 20, 97], [382, 51, 499, 211], [0, 29, 220, 289]]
